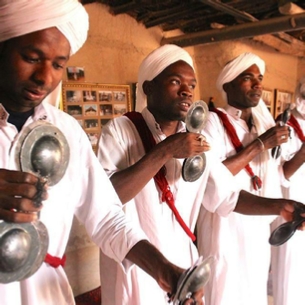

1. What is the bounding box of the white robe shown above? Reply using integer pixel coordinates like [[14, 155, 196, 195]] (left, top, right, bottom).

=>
[[271, 110, 305, 305], [0, 101, 147, 305], [197, 105, 281, 305], [97, 107, 239, 305]]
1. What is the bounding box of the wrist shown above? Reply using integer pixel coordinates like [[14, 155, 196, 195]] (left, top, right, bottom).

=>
[[256, 137, 265, 151]]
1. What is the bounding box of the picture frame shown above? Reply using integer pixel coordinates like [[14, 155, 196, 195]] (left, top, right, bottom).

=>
[[66, 66, 85, 81], [262, 88, 274, 117], [274, 89, 293, 119], [62, 82, 132, 151]]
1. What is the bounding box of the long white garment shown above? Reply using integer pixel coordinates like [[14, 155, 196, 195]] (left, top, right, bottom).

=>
[[0, 101, 147, 305], [271, 109, 305, 305], [97, 107, 239, 305], [197, 104, 282, 305]]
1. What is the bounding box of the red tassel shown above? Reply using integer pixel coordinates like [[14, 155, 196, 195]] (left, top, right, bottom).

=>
[[44, 253, 66, 268], [251, 175, 262, 190]]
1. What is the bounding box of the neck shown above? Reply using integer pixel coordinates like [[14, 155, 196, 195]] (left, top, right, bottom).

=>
[[7, 107, 34, 132], [240, 108, 253, 129], [159, 121, 180, 136]]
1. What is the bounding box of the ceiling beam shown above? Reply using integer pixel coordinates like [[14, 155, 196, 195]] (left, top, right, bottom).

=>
[[198, 0, 297, 44], [161, 12, 305, 51], [252, 33, 305, 57], [198, 0, 257, 22]]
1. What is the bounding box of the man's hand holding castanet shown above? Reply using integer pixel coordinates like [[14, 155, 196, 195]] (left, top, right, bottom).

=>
[[0, 169, 48, 223]]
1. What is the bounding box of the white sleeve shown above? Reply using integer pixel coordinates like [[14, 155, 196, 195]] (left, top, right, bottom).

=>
[[202, 152, 240, 217]]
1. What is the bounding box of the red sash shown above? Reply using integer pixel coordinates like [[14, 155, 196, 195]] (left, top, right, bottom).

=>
[[210, 108, 262, 190], [287, 114, 305, 142], [124, 111, 196, 241]]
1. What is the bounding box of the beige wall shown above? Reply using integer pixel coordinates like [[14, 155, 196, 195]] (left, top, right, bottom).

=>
[[65, 2, 304, 296], [65, 3, 162, 85]]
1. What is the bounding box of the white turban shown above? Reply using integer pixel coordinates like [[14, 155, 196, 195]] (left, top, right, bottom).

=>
[[215, 52, 273, 131], [136, 44, 195, 112], [216, 52, 265, 102], [0, 0, 88, 55], [294, 76, 305, 117]]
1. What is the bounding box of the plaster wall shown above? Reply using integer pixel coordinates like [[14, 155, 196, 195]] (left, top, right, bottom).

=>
[[65, 3, 162, 85]]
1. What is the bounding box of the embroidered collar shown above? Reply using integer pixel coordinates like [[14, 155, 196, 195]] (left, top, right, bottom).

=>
[[0, 102, 49, 125], [224, 104, 243, 119], [142, 107, 185, 135]]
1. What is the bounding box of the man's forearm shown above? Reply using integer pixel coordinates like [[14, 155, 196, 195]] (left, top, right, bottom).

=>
[[125, 240, 182, 293], [234, 190, 284, 215]]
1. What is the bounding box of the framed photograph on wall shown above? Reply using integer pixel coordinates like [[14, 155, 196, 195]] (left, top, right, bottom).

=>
[[66, 66, 85, 81], [262, 88, 274, 117], [62, 82, 132, 152], [274, 89, 293, 119]]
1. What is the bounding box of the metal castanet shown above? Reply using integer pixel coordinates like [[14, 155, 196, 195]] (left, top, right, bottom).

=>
[[172, 256, 215, 304], [269, 202, 305, 246], [272, 103, 294, 159], [0, 121, 70, 283], [182, 100, 209, 182]]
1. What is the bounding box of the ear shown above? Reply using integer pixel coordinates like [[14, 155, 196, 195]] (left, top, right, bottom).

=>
[[142, 80, 153, 96]]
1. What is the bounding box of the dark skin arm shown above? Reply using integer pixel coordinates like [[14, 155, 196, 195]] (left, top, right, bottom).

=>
[[126, 240, 204, 305], [110, 132, 210, 204], [223, 124, 289, 175], [235, 190, 295, 222], [125, 240, 182, 293], [0, 169, 47, 222]]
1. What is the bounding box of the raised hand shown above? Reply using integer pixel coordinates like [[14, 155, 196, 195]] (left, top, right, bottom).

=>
[[160, 132, 211, 159]]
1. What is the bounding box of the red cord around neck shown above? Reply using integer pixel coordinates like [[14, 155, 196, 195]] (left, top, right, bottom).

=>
[[210, 108, 262, 190]]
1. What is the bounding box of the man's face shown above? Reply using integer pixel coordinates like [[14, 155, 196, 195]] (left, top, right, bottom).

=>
[[0, 27, 70, 112], [224, 64, 263, 110], [146, 60, 197, 122]]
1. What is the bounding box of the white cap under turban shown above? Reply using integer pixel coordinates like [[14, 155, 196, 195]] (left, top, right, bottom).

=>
[[136, 44, 195, 112], [0, 0, 88, 55], [216, 52, 265, 102]]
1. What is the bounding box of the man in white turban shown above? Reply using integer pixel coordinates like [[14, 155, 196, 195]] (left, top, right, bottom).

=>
[[196, 52, 291, 305], [97, 45, 301, 305], [271, 77, 305, 305], [0, 2, 203, 305], [135, 44, 195, 112], [98, 44, 229, 304]]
